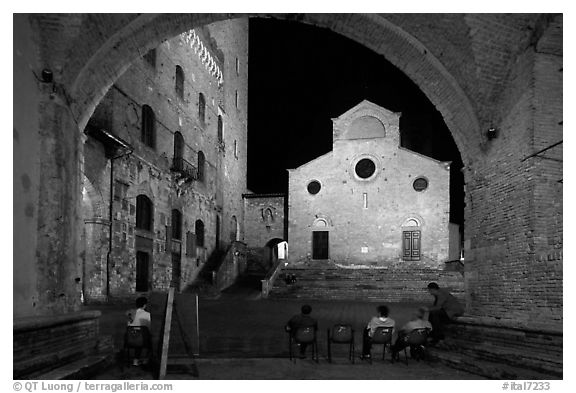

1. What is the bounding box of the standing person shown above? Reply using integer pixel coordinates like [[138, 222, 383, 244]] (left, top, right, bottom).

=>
[[126, 296, 151, 366], [361, 305, 395, 360], [285, 304, 318, 358], [426, 282, 464, 344], [391, 306, 432, 360]]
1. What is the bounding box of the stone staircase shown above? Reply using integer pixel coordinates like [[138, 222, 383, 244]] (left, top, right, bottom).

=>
[[268, 264, 464, 302], [428, 318, 563, 379]]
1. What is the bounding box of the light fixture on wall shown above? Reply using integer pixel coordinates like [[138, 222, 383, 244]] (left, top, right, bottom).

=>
[[487, 127, 498, 140], [41, 69, 53, 83]]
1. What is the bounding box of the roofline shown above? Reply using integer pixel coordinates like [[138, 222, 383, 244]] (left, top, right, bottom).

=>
[[242, 193, 287, 199]]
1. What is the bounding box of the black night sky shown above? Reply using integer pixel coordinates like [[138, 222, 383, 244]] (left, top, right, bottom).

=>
[[247, 18, 464, 225]]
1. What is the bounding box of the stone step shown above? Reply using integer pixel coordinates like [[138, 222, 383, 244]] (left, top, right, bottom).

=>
[[33, 353, 116, 380], [429, 347, 561, 380]]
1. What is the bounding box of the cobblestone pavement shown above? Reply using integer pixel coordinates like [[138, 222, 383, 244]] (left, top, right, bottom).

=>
[[90, 296, 485, 379], [95, 357, 483, 380]]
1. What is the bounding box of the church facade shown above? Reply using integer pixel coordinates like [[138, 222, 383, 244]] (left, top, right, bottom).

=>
[[288, 100, 452, 267]]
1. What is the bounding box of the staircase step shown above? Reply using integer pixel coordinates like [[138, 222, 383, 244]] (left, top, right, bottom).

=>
[[34, 353, 116, 380]]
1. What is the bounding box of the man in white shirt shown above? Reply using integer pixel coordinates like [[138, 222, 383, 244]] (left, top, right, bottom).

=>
[[361, 305, 395, 360], [126, 297, 151, 366], [391, 306, 432, 360]]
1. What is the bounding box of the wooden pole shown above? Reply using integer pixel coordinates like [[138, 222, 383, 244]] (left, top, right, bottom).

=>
[[158, 288, 175, 380]]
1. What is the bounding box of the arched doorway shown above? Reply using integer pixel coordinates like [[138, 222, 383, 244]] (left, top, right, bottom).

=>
[[265, 238, 284, 268]]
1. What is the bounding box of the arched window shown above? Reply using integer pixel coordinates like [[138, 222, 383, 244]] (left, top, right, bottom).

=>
[[195, 219, 205, 248], [198, 93, 206, 125], [175, 65, 184, 99], [217, 115, 223, 143], [197, 151, 205, 182], [230, 215, 238, 242], [174, 131, 184, 160], [136, 195, 153, 231], [171, 209, 182, 240], [141, 105, 155, 148]]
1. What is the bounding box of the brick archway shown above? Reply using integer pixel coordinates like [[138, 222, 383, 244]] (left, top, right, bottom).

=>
[[67, 14, 478, 168]]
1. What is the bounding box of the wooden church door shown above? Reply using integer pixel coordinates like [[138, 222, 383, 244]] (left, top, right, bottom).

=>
[[403, 230, 421, 261]]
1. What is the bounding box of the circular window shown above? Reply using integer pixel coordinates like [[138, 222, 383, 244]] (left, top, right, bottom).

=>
[[413, 177, 429, 192], [307, 180, 321, 195], [355, 158, 376, 179]]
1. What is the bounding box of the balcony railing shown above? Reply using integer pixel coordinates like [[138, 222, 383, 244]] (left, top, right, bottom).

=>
[[171, 156, 197, 181]]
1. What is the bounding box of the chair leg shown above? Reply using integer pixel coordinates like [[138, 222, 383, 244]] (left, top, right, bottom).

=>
[[404, 346, 409, 365], [327, 340, 332, 363]]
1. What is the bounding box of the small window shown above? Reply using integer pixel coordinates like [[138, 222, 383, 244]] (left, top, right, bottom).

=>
[[235, 90, 239, 109], [198, 93, 206, 124], [143, 49, 156, 68], [217, 115, 223, 143], [141, 105, 155, 148], [355, 158, 376, 179], [136, 195, 153, 231], [175, 65, 184, 99], [413, 177, 429, 192], [195, 219, 205, 248], [307, 180, 321, 195], [235, 57, 240, 75], [171, 209, 182, 240], [173, 131, 184, 160], [197, 151, 205, 182]]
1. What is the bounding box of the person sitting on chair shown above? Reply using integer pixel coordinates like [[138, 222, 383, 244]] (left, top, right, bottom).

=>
[[285, 304, 318, 358], [391, 306, 432, 360], [426, 282, 464, 345], [361, 305, 395, 360], [126, 296, 151, 366]]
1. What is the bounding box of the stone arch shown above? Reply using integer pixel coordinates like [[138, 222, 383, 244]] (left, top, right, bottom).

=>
[[312, 214, 333, 228], [68, 14, 478, 168], [401, 214, 425, 228]]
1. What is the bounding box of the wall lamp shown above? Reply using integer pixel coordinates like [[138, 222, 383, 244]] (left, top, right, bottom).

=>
[[487, 127, 498, 140], [41, 69, 53, 83]]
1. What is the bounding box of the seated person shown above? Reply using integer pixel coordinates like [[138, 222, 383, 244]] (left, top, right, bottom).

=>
[[391, 306, 432, 359], [285, 304, 318, 358], [426, 282, 464, 345], [125, 296, 151, 366], [361, 305, 395, 360]]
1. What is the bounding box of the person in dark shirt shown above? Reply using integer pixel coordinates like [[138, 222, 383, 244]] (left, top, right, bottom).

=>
[[285, 304, 318, 358], [427, 282, 464, 344]]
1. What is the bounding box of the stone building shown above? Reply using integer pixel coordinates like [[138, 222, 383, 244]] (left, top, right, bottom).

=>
[[81, 20, 249, 300], [288, 100, 452, 266], [242, 193, 287, 249], [14, 14, 562, 379]]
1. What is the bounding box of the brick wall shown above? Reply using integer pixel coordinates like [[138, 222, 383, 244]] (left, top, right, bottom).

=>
[[13, 311, 103, 379], [464, 17, 563, 330], [243, 194, 287, 248]]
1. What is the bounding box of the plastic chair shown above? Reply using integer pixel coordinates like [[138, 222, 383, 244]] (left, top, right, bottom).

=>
[[123, 326, 151, 367], [288, 326, 318, 363], [327, 324, 355, 363], [402, 328, 430, 365], [369, 326, 393, 364]]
